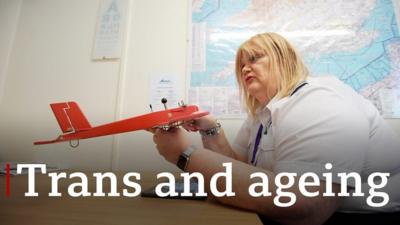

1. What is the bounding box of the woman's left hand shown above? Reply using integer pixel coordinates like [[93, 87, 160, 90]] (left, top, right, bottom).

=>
[[152, 127, 191, 164]]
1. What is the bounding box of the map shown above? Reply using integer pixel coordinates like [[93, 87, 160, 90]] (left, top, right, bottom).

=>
[[189, 0, 400, 118]]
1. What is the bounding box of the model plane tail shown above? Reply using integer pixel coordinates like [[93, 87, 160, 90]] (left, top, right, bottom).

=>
[[50, 102, 92, 133]]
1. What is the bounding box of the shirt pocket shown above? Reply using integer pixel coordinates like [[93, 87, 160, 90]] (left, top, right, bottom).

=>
[[255, 131, 275, 170]]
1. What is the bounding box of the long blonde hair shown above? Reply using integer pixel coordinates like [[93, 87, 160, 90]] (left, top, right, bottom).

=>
[[235, 32, 309, 117]]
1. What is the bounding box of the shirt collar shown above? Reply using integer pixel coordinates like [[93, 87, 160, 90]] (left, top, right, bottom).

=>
[[255, 95, 280, 125], [254, 80, 308, 124]]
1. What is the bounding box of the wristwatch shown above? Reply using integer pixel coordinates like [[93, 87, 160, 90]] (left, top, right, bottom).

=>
[[177, 145, 197, 171], [199, 122, 221, 136]]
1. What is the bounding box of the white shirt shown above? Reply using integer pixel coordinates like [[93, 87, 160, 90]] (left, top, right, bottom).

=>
[[233, 76, 400, 212]]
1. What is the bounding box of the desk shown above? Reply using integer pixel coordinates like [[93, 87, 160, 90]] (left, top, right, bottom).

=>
[[0, 172, 262, 225]]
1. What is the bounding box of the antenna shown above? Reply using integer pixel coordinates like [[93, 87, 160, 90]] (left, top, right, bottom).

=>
[[161, 98, 168, 110]]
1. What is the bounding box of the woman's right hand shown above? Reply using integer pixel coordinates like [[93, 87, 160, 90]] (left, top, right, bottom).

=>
[[183, 115, 218, 132]]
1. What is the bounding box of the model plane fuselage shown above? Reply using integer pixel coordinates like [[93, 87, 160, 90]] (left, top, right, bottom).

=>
[[34, 101, 209, 146]]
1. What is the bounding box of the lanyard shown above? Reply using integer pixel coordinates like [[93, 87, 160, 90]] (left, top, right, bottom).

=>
[[250, 124, 263, 165], [250, 81, 308, 166]]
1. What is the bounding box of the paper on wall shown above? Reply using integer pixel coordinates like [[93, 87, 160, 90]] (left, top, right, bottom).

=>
[[149, 74, 182, 111], [92, 0, 128, 60], [379, 88, 400, 118], [188, 87, 246, 119]]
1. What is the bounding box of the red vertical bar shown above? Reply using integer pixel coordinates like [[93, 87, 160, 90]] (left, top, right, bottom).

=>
[[6, 163, 10, 197]]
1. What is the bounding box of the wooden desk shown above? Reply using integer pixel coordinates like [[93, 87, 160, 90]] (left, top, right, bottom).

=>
[[0, 172, 261, 225]]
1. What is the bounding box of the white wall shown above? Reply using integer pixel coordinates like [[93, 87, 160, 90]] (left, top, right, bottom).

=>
[[0, 0, 121, 170], [113, 0, 192, 172], [0, 0, 21, 104], [0, 0, 399, 171]]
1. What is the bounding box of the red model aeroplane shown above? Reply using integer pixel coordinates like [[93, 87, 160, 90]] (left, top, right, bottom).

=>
[[34, 99, 209, 147]]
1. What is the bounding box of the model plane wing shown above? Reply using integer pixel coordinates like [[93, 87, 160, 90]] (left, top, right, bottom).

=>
[[34, 101, 209, 147]]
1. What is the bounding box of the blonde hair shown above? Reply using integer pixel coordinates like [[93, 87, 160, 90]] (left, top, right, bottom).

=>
[[235, 32, 309, 117]]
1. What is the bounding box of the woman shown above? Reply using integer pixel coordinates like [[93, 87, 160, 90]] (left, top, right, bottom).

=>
[[152, 33, 400, 225]]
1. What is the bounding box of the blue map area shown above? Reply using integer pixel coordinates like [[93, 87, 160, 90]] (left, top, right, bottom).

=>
[[192, 0, 250, 87], [191, 0, 400, 92], [306, 0, 400, 91]]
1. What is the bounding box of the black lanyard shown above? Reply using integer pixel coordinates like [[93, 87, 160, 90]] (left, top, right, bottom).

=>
[[250, 82, 308, 165]]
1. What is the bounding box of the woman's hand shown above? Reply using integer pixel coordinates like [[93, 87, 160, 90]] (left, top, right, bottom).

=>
[[183, 115, 218, 132], [152, 128, 191, 164]]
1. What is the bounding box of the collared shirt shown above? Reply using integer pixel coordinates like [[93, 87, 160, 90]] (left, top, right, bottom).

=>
[[232, 76, 400, 213]]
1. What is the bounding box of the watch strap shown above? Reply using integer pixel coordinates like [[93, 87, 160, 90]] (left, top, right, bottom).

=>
[[177, 145, 196, 171]]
